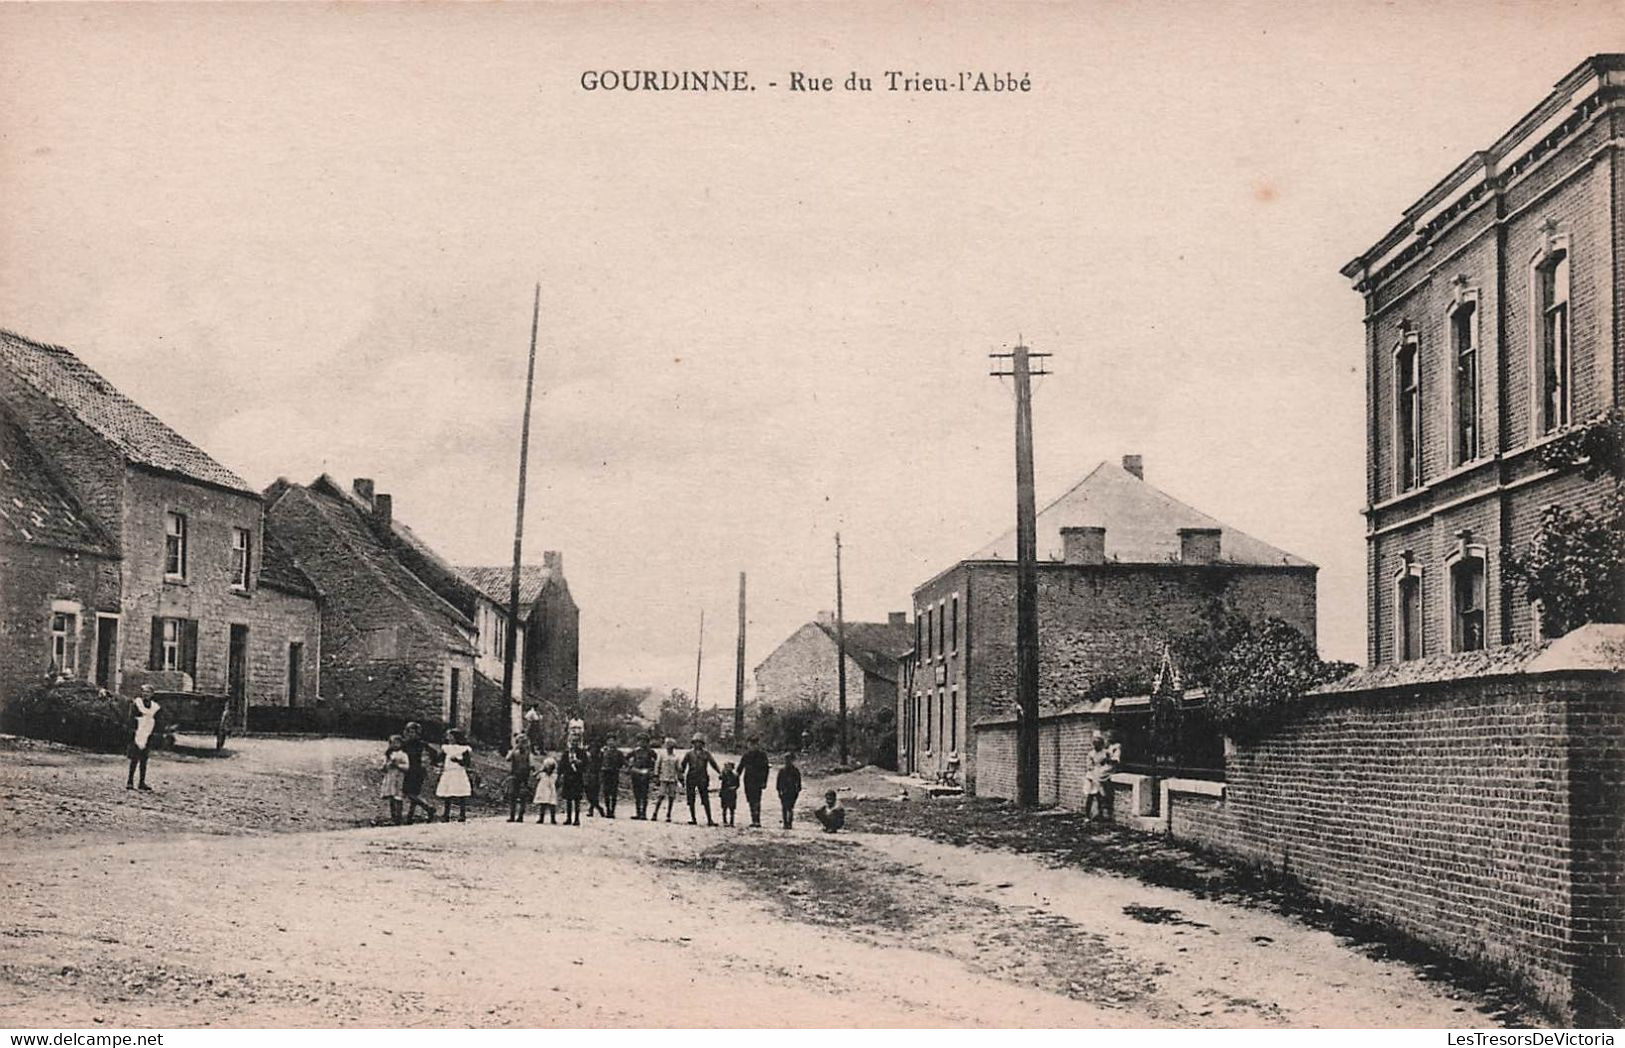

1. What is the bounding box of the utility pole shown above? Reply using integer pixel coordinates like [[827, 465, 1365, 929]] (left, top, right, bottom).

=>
[[835, 532, 849, 766], [734, 572, 747, 743], [990, 338, 1050, 808], [692, 609, 705, 737], [502, 284, 541, 738]]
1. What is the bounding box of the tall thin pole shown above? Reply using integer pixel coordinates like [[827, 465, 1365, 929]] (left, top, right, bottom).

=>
[[835, 532, 849, 766], [734, 572, 747, 742], [503, 284, 541, 738], [693, 609, 705, 737], [991, 338, 1049, 808]]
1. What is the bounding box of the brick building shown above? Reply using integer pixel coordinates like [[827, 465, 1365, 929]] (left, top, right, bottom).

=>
[[1341, 54, 1624, 665], [754, 611, 912, 715], [0, 330, 321, 722], [902, 456, 1317, 792], [458, 557, 580, 743], [263, 475, 475, 735]]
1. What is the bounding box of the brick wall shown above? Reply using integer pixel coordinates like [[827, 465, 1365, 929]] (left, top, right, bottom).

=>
[[1145, 645, 1624, 1025], [974, 713, 1102, 807]]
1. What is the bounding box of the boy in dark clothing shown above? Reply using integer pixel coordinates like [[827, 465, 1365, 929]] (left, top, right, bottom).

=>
[[599, 736, 625, 818], [737, 736, 770, 827], [776, 752, 802, 829], [814, 789, 845, 833], [400, 721, 438, 824], [504, 733, 533, 822], [584, 744, 604, 817], [627, 735, 657, 819], [558, 743, 587, 825], [718, 762, 740, 826], [680, 736, 722, 826]]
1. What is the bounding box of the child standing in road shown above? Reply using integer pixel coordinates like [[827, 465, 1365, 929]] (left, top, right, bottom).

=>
[[533, 754, 559, 824], [436, 728, 474, 823], [651, 738, 682, 822], [718, 761, 740, 827], [504, 733, 533, 823], [380, 734, 409, 825], [776, 752, 803, 829]]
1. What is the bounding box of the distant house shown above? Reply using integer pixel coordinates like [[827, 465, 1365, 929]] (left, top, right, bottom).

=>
[[263, 475, 475, 735], [0, 329, 321, 723], [901, 455, 1317, 794], [755, 611, 913, 715], [458, 556, 580, 738]]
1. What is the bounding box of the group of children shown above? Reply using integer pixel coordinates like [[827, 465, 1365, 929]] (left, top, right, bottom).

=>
[[379, 727, 848, 832]]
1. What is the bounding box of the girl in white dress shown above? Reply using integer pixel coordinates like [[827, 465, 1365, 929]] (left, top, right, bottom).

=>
[[436, 728, 473, 822], [532, 755, 559, 824]]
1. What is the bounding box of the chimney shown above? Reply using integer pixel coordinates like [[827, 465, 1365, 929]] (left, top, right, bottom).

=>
[[1179, 527, 1221, 564], [815, 609, 834, 626], [1061, 526, 1106, 566], [1121, 455, 1144, 480], [888, 611, 907, 627], [542, 550, 563, 573], [373, 492, 393, 531], [352, 477, 375, 506]]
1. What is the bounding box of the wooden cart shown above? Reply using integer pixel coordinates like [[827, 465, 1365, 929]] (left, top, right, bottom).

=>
[[154, 691, 231, 750]]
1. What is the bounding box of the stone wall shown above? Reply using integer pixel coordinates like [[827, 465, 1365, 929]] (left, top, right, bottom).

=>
[[0, 540, 122, 712]]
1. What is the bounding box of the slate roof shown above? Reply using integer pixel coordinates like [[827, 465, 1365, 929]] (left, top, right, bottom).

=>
[[0, 329, 253, 495], [0, 410, 114, 554], [815, 619, 914, 683], [266, 478, 474, 654], [257, 523, 317, 598], [961, 459, 1313, 570], [457, 564, 561, 618]]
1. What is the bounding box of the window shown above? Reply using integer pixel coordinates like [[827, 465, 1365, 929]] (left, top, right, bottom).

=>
[[1395, 333, 1422, 491], [937, 600, 946, 659], [1536, 249, 1571, 434], [1452, 554, 1487, 653], [493, 618, 505, 661], [914, 613, 922, 661], [949, 686, 958, 751], [924, 607, 933, 658], [951, 594, 959, 654], [164, 512, 188, 578], [1397, 565, 1423, 661], [160, 619, 182, 671], [149, 617, 198, 678], [924, 689, 933, 749], [449, 667, 462, 726], [50, 610, 79, 676], [287, 642, 304, 704], [231, 527, 252, 589], [1452, 299, 1479, 464]]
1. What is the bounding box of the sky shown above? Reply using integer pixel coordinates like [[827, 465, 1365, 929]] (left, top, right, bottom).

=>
[[2, 1, 1621, 699]]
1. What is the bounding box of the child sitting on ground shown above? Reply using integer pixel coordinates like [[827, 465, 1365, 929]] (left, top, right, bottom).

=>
[[718, 761, 740, 827], [504, 733, 533, 823], [380, 734, 410, 825], [533, 754, 559, 824], [814, 790, 846, 833]]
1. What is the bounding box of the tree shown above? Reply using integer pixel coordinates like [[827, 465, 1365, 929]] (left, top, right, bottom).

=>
[[1169, 612, 1354, 740], [1505, 490, 1625, 638], [655, 688, 691, 742], [576, 686, 653, 743]]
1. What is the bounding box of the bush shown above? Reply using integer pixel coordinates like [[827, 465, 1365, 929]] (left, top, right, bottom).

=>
[[1200, 618, 1355, 739], [748, 700, 896, 769], [1505, 490, 1625, 638], [5, 678, 132, 752]]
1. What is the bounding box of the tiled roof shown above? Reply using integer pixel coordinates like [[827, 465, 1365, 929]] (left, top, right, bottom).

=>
[[0, 410, 114, 554], [457, 564, 560, 617], [257, 523, 317, 598], [0, 329, 253, 494], [961, 460, 1313, 569], [815, 619, 914, 683], [269, 479, 474, 655]]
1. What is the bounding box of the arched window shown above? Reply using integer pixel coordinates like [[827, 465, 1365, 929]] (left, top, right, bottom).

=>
[[1395, 330, 1422, 491], [1449, 290, 1480, 464], [1531, 230, 1572, 436], [1394, 557, 1424, 661], [1449, 547, 1488, 653]]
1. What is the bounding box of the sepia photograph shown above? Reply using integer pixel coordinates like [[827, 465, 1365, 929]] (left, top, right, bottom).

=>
[[1, 0, 1622, 1034]]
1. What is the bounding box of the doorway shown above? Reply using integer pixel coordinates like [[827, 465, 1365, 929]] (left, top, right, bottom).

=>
[[94, 615, 119, 690], [228, 624, 249, 728]]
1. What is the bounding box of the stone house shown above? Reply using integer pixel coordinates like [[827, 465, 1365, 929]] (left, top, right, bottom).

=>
[[263, 475, 475, 736], [0, 329, 321, 723], [1341, 53, 1624, 665], [457, 557, 580, 744], [755, 611, 913, 716], [902, 455, 1317, 793]]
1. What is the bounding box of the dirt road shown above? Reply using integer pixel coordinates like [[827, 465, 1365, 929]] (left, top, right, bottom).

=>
[[0, 737, 1504, 1027]]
